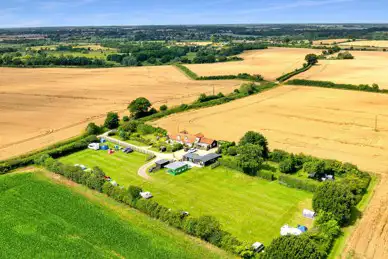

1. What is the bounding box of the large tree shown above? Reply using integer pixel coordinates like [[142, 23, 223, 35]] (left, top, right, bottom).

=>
[[239, 131, 269, 158], [237, 144, 264, 176], [128, 97, 152, 118], [103, 112, 119, 129], [313, 182, 355, 226], [305, 53, 318, 65]]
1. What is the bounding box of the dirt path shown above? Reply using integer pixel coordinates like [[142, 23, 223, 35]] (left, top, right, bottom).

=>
[[137, 159, 156, 181], [343, 174, 388, 259]]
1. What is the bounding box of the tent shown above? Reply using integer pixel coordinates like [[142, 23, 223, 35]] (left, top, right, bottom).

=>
[[303, 209, 315, 219], [280, 225, 302, 236], [297, 225, 308, 233]]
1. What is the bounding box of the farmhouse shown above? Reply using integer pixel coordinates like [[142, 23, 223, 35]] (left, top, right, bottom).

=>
[[168, 132, 217, 150]]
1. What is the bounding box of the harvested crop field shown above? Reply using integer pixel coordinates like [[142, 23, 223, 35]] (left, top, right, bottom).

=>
[[312, 38, 351, 45], [0, 66, 241, 160], [296, 51, 388, 89], [153, 85, 388, 174], [185, 47, 321, 81], [339, 40, 388, 48]]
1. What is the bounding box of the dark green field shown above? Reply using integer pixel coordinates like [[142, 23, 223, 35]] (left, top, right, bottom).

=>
[[0, 172, 232, 259]]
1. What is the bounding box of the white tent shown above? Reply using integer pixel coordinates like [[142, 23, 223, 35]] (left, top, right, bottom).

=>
[[280, 225, 302, 236], [303, 209, 315, 219]]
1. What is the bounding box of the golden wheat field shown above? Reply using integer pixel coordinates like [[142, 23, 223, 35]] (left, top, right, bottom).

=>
[[0, 66, 241, 160], [153, 85, 388, 174], [339, 40, 388, 48], [295, 51, 388, 89], [312, 38, 351, 45], [185, 48, 321, 81]]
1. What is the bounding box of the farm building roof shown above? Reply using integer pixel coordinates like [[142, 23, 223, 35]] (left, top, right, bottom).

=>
[[199, 137, 216, 145], [155, 159, 170, 166], [199, 153, 221, 163], [165, 162, 187, 170], [168, 132, 216, 146]]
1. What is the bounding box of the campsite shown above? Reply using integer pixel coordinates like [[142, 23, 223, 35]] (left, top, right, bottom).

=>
[[1, 21, 388, 259], [59, 145, 313, 245]]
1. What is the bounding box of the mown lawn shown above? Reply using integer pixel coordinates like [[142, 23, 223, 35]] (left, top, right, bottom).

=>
[[60, 149, 313, 245], [0, 172, 232, 259]]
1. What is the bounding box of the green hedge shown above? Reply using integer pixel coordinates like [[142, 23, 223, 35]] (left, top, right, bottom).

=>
[[276, 64, 313, 82], [278, 174, 319, 192], [175, 64, 264, 82], [257, 170, 275, 181], [286, 79, 387, 93], [0, 135, 97, 174], [175, 64, 198, 79]]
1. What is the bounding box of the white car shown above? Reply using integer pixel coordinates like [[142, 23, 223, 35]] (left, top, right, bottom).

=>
[[188, 148, 197, 153], [140, 191, 153, 199]]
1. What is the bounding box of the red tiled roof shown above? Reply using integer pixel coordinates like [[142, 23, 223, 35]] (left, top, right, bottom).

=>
[[199, 137, 216, 145]]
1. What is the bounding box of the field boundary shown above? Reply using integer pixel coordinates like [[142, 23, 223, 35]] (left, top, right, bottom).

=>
[[276, 64, 313, 82], [174, 64, 264, 82], [286, 79, 387, 94]]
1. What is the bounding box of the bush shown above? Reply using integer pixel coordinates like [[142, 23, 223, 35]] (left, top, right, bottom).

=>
[[122, 115, 130, 122], [269, 149, 289, 162], [279, 156, 297, 174], [172, 143, 184, 152], [85, 122, 101, 135], [279, 174, 319, 192], [219, 157, 241, 171], [257, 170, 274, 181], [128, 185, 142, 200], [262, 235, 325, 259], [160, 104, 168, 111], [227, 146, 238, 156]]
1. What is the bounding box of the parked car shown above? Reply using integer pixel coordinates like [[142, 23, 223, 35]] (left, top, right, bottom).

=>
[[148, 166, 157, 173], [123, 147, 133, 153], [252, 242, 265, 253], [188, 148, 197, 153]]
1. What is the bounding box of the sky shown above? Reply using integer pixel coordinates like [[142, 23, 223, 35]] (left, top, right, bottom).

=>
[[0, 0, 387, 28]]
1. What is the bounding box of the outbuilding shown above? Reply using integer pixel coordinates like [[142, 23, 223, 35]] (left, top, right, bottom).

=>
[[155, 159, 170, 170], [182, 152, 221, 166], [165, 162, 189, 176]]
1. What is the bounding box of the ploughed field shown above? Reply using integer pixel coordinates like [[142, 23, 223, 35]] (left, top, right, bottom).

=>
[[153, 85, 388, 174], [0, 172, 230, 259], [0, 66, 241, 160], [59, 148, 312, 245], [296, 51, 388, 89], [185, 47, 321, 81]]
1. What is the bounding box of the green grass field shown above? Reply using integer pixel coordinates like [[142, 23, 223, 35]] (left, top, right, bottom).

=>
[[0, 172, 231, 259], [60, 149, 313, 245]]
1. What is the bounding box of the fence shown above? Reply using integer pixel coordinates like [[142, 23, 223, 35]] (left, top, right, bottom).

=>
[[99, 136, 156, 156]]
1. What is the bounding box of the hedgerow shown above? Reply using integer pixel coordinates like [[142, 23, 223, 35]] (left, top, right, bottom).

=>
[[286, 79, 386, 93], [0, 135, 97, 174], [278, 174, 319, 192], [276, 64, 313, 82]]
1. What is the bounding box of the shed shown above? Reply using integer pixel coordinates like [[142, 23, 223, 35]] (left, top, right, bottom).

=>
[[155, 159, 170, 170], [303, 209, 315, 219], [165, 162, 189, 176], [199, 153, 221, 166], [183, 153, 202, 163]]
